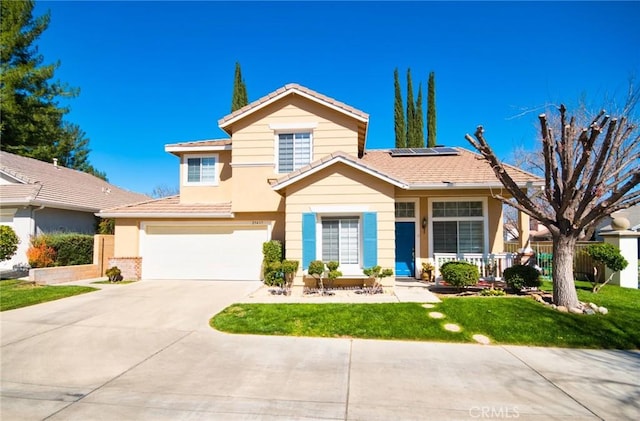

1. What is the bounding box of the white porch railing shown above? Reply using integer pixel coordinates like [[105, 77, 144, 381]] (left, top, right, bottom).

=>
[[433, 253, 516, 283]]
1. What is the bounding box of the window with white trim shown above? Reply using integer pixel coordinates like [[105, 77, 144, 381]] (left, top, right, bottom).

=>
[[395, 202, 415, 218], [432, 201, 484, 253], [321, 217, 359, 265], [185, 155, 217, 185], [277, 132, 311, 173]]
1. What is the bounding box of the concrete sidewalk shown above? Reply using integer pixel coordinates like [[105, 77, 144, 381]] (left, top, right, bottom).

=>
[[1, 279, 639, 420]]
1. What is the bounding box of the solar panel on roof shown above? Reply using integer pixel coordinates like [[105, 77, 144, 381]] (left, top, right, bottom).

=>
[[389, 147, 458, 156]]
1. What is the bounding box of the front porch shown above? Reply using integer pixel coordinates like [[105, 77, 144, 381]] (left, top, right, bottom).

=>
[[432, 252, 517, 284]]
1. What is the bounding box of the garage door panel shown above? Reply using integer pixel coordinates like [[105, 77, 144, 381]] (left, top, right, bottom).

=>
[[141, 224, 267, 280]]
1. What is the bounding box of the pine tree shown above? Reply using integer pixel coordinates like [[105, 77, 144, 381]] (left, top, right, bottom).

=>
[[0, 0, 104, 178], [415, 83, 425, 148], [231, 62, 248, 112], [427, 71, 437, 147], [405, 69, 416, 148], [393, 68, 406, 148]]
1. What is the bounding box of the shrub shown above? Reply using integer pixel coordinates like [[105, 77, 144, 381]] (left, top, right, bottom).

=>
[[0, 225, 20, 261], [262, 241, 283, 286], [584, 243, 629, 293], [325, 261, 342, 285], [440, 261, 479, 289], [27, 242, 57, 268], [480, 288, 506, 296], [105, 266, 123, 282], [281, 260, 299, 284], [44, 233, 94, 266], [98, 218, 115, 235], [504, 265, 541, 292]]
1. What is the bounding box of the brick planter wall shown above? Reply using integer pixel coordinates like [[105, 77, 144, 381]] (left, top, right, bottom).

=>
[[108, 257, 142, 280], [29, 264, 100, 285]]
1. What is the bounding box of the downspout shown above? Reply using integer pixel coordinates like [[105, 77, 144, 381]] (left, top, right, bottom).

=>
[[31, 205, 45, 237]]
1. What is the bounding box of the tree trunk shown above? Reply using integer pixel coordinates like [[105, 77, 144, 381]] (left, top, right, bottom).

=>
[[552, 234, 580, 308]]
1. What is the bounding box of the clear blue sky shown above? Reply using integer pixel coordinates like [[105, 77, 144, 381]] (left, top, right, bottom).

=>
[[34, 1, 640, 195]]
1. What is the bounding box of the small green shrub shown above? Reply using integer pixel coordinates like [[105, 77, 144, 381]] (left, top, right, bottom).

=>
[[262, 241, 283, 286], [308, 260, 325, 277], [480, 288, 506, 296], [0, 225, 20, 261], [325, 261, 342, 285], [105, 266, 123, 282], [504, 265, 541, 291], [440, 261, 479, 289], [584, 243, 629, 293], [97, 218, 115, 235]]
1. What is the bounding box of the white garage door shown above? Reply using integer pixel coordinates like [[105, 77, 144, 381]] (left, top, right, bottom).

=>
[[141, 224, 268, 280]]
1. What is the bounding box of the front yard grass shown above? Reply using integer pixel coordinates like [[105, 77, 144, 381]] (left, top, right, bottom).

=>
[[211, 281, 640, 349], [0, 279, 97, 312]]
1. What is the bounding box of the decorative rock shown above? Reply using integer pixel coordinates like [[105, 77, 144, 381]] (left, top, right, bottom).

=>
[[569, 307, 584, 314], [429, 311, 445, 319], [589, 302, 599, 311], [472, 334, 491, 345], [557, 306, 568, 313], [599, 306, 608, 315], [611, 216, 631, 231], [584, 308, 596, 315], [422, 304, 435, 309], [444, 323, 461, 332], [551, 304, 557, 309]]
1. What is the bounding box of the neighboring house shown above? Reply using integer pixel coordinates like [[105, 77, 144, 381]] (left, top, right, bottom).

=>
[[0, 151, 149, 272], [100, 83, 542, 287], [597, 205, 640, 258]]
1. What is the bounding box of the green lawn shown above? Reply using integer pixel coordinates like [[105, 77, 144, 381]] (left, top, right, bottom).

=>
[[211, 281, 640, 349], [0, 279, 97, 311]]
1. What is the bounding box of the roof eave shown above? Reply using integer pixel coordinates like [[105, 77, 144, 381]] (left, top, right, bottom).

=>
[[405, 181, 544, 190], [96, 212, 235, 219], [164, 145, 232, 155]]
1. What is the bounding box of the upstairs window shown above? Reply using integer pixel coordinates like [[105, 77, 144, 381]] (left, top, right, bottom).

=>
[[278, 132, 311, 173], [185, 155, 217, 185]]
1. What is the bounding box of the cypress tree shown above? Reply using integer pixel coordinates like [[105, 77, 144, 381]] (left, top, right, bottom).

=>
[[415, 83, 425, 148], [393, 68, 406, 148], [405, 69, 416, 148], [427, 71, 437, 147], [231, 62, 248, 112]]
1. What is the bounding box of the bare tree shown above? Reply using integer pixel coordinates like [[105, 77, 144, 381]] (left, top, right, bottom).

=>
[[150, 184, 179, 198], [466, 95, 640, 308]]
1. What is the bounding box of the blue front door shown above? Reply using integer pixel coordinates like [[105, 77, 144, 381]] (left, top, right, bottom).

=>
[[395, 222, 415, 277]]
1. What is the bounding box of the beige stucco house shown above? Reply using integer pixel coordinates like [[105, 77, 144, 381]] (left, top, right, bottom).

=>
[[100, 84, 541, 289]]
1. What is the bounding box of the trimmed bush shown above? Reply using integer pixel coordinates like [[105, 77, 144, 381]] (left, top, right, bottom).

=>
[[584, 243, 629, 293], [504, 265, 541, 292], [262, 240, 283, 286], [27, 242, 57, 268], [440, 261, 479, 289], [44, 233, 94, 266], [308, 260, 325, 278], [106, 266, 123, 282], [0, 225, 20, 261]]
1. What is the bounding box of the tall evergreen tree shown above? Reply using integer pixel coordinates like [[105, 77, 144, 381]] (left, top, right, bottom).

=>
[[393, 68, 406, 148], [231, 62, 248, 112], [427, 71, 437, 147], [405, 69, 416, 147], [0, 0, 104, 178], [414, 83, 425, 148]]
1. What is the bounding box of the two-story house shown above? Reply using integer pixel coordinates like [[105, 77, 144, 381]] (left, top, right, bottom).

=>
[[100, 84, 541, 289]]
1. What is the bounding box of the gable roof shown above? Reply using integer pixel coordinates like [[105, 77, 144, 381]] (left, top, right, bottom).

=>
[[272, 147, 543, 192], [0, 151, 149, 212], [218, 83, 369, 156], [98, 195, 233, 218], [271, 151, 409, 191]]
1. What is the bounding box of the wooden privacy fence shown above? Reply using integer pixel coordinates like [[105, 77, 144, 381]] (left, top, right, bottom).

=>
[[504, 241, 604, 280]]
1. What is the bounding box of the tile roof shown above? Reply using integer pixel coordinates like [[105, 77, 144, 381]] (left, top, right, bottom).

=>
[[360, 148, 542, 187], [218, 83, 369, 129], [273, 147, 542, 191], [99, 195, 233, 218], [0, 151, 149, 211]]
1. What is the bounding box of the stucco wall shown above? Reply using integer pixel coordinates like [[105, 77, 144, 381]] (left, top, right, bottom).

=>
[[35, 208, 97, 234], [283, 162, 396, 287], [180, 150, 233, 204], [229, 95, 361, 213], [0, 208, 32, 270], [114, 219, 139, 257]]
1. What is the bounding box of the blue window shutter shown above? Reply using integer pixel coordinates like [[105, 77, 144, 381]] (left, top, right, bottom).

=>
[[302, 213, 316, 269], [363, 212, 377, 268]]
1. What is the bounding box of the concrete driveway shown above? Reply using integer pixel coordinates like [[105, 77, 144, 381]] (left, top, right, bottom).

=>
[[1, 280, 639, 420]]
